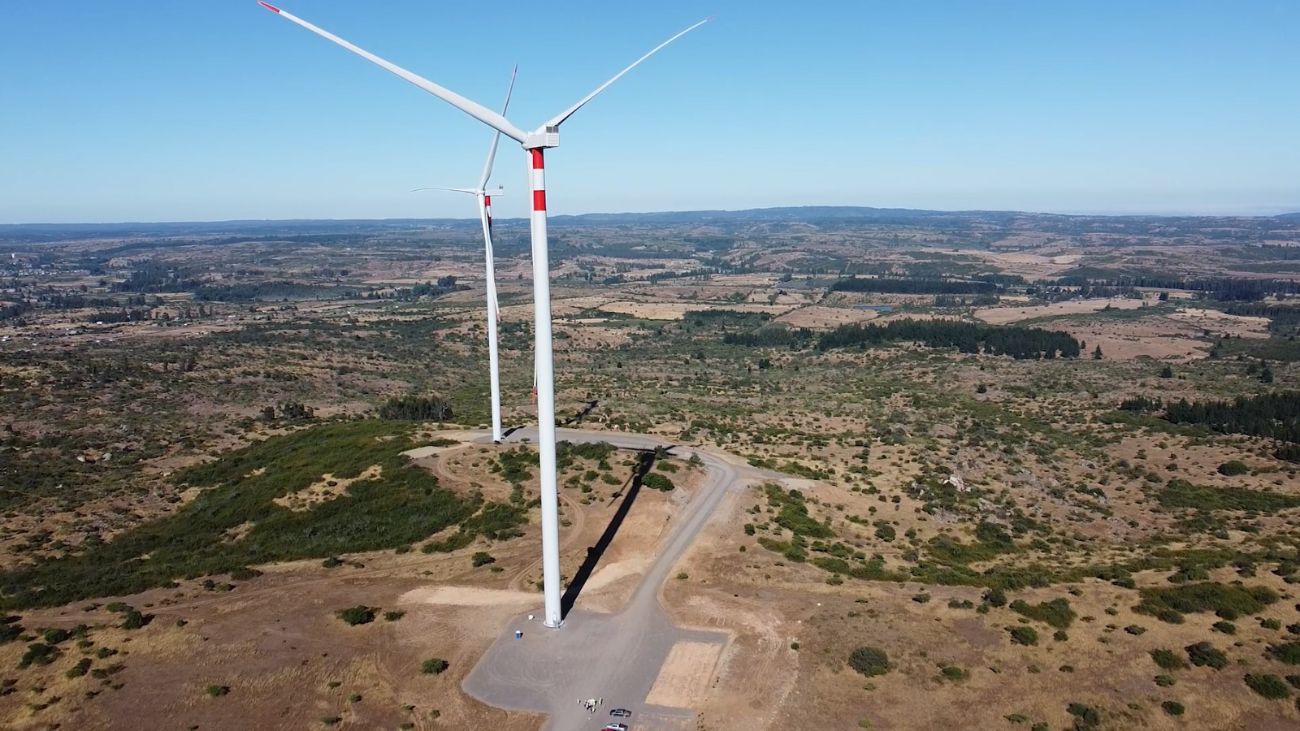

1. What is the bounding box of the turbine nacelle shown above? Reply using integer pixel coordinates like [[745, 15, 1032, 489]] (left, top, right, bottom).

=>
[[524, 129, 562, 151]]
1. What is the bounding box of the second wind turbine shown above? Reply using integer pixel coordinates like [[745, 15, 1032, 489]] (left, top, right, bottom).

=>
[[258, 0, 707, 629], [413, 66, 517, 444]]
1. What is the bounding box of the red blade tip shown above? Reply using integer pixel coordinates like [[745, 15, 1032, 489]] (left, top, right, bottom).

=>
[[257, 1, 281, 13]]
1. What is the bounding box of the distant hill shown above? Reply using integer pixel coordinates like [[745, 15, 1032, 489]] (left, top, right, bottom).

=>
[[3, 206, 1298, 242]]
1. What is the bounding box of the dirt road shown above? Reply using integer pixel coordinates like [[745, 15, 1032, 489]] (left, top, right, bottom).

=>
[[463, 427, 768, 730]]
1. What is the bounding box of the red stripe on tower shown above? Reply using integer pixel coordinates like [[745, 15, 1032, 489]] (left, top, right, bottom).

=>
[[533, 190, 547, 211], [258, 1, 281, 13], [531, 149, 545, 169]]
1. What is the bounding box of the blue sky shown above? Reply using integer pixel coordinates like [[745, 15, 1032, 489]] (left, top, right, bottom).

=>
[[1, 0, 1297, 223]]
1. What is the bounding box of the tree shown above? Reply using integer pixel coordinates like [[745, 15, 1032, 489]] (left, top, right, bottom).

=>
[[1092, 345, 1103, 360], [1160, 365, 1174, 379]]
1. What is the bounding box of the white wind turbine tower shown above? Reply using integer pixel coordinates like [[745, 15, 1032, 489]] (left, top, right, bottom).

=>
[[257, 1, 707, 629], [412, 66, 517, 444]]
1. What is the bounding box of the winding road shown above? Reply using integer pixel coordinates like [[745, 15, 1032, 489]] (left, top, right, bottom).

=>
[[463, 427, 771, 730]]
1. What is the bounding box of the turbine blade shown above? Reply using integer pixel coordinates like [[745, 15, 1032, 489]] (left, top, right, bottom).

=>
[[411, 187, 477, 194], [259, 3, 528, 143], [477, 65, 518, 191], [543, 18, 708, 130]]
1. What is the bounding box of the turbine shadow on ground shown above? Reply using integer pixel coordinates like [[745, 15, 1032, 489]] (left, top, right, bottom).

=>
[[560, 399, 600, 427], [560, 446, 666, 618]]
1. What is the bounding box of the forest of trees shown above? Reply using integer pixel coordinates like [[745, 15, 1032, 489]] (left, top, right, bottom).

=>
[[113, 261, 201, 293], [1162, 392, 1300, 452], [816, 319, 1082, 359], [1223, 303, 1300, 338], [378, 395, 453, 421], [829, 276, 1000, 295], [1055, 272, 1300, 301]]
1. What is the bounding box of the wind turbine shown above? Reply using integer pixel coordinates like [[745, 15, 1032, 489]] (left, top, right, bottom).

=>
[[257, 1, 707, 629], [412, 66, 517, 444]]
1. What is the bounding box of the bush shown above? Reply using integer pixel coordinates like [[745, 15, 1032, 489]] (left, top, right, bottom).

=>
[[336, 606, 376, 626], [1212, 620, 1237, 635], [641, 473, 675, 492], [1009, 626, 1039, 646], [65, 658, 92, 678], [1135, 582, 1278, 623], [421, 658, 449, 675], [1217, 460, 1249, 476], [121, 609, 152, 630], [206, 685, 230, 698], [983, 587, 1007, 607], [1245, 673, 1291, 700], [848, 646, 891, 677], [1066, 702, 1100, 729], [471, 552, 496, 568], [19, 643, 59, 668], [1010, 598, 1076, 629], [383, 611, 405, 622], [1150, 648, 1186, 670], [1268, 641, 1300, 665], [1185, 642, 1228, 670], [1161, 700, 1184, 716], [1154, 674, 1175, 687], [940, 665, 967, 681]]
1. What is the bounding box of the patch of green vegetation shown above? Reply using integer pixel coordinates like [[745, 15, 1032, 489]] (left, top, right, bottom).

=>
[[0, 420, 523, 609], [206, 685, 230, 698], [1009, 626, 1039, 646], [420, 658, 449, 675], [1244, 673, 1290, 700], [1161, 700, 1184, 716], [641, 472, 676, 492], [1010, 598, 1076, 629], [764, 484, 832, 539], [1066, 702, 1100, 729], [1158, 479, 1300, 513], [1268, 641, 1300, 665], [1150, 648, 1186, 670], [1185, 642, 1228, 670], [1135, 583, 1277, 623], [336, 606, 376, 626], [848, 646, 890, 677]]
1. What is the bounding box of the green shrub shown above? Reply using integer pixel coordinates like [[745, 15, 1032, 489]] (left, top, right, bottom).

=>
[[1244, 673, 1290, 699], [421, 658, 449, 675], [1135, 582, 1277, 623], [65, 658, 92, 679], [1066, 702, 1100, 729], [983, 587, 1007, 607], [1216, 460, 1249, 476], [1150, 648, 1186, 670], [641, 473, 675, 492], [19, 643, 59, 668], [206, 685, 230, 698], [848, 646, 890, 677], [1161, 700, 1184, 716], [1009, 626, 1039, 646], [940, 665, 967, 681], [121, 609, 152, 630], [1269, 641, 1300, 665], [382, 611, 405, 622], [336, 606, 376, 626], [1211, 620, 1236, 634], [471, 552, 496, 567], [1154, 674, 1175, 687], [1185, 642, 1228, 670], [1010, 598, 1076, 629]]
